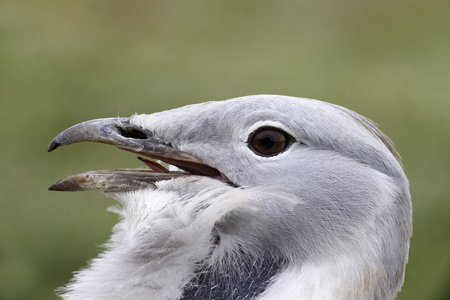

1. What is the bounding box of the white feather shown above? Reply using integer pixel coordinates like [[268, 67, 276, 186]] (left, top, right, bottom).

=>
[[54, 95, 411, 299]]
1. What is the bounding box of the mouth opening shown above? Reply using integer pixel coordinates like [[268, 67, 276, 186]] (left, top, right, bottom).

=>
[[137, 155, 226, 180], [49, 154, 230, 192]]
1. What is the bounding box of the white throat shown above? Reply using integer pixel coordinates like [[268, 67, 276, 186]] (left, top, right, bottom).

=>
[[259, 253, 390, 300]]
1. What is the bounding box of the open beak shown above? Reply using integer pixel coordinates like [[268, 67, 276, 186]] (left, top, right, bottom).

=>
[[48, 118, 226, 192]]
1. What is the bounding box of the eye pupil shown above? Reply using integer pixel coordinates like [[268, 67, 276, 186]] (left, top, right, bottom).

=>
[[260, 134, 275, 148], [248, 126, 292, 156]]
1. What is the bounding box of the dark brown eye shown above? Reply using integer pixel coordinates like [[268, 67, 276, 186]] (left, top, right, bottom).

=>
[[248, 126, 293, 156]]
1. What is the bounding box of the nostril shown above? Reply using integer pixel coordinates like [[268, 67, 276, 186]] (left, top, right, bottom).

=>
[[117, 126, 148, 139]]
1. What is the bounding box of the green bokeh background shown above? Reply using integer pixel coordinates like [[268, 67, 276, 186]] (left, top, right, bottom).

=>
[[1, 1, 449, 299]]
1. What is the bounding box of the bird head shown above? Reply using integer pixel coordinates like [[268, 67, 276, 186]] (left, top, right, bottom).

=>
[[49, 95, 411, 299]]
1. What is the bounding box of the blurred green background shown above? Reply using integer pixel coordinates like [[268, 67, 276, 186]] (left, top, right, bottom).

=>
[[1, 0, 449, 299]]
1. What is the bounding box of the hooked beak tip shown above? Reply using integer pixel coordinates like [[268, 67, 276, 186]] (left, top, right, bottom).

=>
[[48, 140, 60, 152]]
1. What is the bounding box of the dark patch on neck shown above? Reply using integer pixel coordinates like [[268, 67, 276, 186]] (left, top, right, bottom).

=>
[[181, 252, 281, 300]]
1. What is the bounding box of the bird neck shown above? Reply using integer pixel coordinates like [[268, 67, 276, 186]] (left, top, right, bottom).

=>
[[259, 247, 399, 300], [181, 252, 281, 299]]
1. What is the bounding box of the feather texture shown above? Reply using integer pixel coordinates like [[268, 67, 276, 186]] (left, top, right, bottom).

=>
[[51, 95, 411, 300]]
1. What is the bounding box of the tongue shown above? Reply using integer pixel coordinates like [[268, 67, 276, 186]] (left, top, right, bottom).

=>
[[138, 157, 171, 173], [142, 153, 222, 177]]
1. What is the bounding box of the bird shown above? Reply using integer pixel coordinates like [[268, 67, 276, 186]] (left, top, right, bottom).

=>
[[48, 95, 412, 300]]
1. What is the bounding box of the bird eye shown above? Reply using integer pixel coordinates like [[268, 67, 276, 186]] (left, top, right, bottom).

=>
[[248, 126, 293, 157]]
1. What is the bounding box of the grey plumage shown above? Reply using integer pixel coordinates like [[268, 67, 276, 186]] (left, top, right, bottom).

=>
[[49, 95, 412, 299]]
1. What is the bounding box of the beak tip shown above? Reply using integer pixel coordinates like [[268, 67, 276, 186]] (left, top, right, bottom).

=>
[[48, 181, 78, 191], [47, 139, 60, 152], [48, 184, 59, 191]]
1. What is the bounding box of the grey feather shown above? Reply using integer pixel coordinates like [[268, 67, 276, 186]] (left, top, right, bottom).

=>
[[50, 95, 411, 300]]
